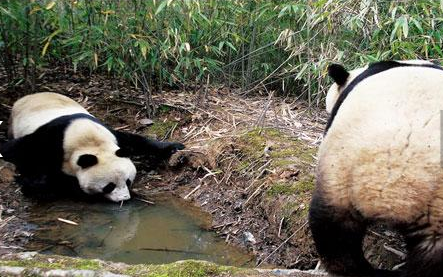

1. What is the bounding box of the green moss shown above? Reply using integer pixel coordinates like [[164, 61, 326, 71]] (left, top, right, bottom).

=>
[[267, 177, 315, 197], [267, 182, 298, 196], [0, 260, 62, 269], [146, 120, 177, 139], [239, 129, 267, 158], [281, 202, 300, 218], [158, 105, 172, 114], [0, 255, 241, 277], [237, 127, 316, 166], [0, 258, 102, 271], [139, 260, 234, 277], [71, 259, 102, 270]]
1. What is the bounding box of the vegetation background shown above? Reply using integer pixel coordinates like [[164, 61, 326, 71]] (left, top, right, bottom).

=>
[[1, 0, 442, 105]]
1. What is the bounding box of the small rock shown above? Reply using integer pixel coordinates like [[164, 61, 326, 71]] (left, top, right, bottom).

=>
[[138, 118, 153, 125], [16, 251, 38, 260], [233, 201, 243, 212], [0, 266, 25, 276], [243, 231, 256, 244], [45, 269, 95, 277]]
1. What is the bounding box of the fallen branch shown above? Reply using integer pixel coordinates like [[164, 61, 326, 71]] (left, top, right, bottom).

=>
[[184, 184, 202, 200], [140, 247, 205, 255]]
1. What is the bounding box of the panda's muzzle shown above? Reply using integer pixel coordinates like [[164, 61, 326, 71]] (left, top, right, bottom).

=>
[[104, 184, 131, 202]]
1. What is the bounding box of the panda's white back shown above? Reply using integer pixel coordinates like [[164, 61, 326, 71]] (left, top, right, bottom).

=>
[[10, 92, 90, 138], [319, 66, 443, 224]]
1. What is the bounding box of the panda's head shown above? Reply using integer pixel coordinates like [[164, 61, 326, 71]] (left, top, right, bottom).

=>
[[72, 148, 136, 202], [325, 64, 367, 113]]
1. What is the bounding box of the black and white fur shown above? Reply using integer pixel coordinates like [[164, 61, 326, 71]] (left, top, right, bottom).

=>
[[309, 60, 443, 277], [1, 93, 184, 202]]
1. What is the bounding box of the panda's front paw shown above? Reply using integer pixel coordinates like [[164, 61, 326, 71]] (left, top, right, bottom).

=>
[[167, 142, 185, 154]]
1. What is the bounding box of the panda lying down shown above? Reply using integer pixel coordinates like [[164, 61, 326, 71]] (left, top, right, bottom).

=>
[[0, 92, 184, 202]]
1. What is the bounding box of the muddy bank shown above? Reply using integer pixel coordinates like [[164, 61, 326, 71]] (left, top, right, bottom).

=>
[[0, 68, 405, 271]]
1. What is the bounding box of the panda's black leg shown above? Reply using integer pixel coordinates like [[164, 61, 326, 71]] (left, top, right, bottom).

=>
[[112, 130, 184, 159], [309, 190, 374, 276], [402, 234, 443, 277]]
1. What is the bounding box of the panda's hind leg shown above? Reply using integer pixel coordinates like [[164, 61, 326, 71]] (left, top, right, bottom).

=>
[[402, 231, 443, 277], [309, 190, 376, 276]]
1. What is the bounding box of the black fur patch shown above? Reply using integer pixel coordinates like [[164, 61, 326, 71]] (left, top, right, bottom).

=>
[[325, 61, 443, 134], [115, 148, 130, 158], [102, 182, 116, 194], [1, 113, 100, 175], [1, 113, 101, 197], [112, 130, 185, 162], [328, 64, 350, 86], [309, 189, 376, 276], [77, 154, 98, 168]]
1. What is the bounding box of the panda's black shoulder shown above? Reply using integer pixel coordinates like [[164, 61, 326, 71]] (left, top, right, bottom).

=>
[[38, 113, 102, 134], [2, 113, 104, 174]]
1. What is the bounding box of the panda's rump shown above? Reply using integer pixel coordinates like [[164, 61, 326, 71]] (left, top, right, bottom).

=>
[[319, 67, 443, 224], [11, 93, 89, 138]]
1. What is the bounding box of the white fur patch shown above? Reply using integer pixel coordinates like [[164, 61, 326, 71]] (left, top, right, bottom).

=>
[[11, 93, 89, 138]]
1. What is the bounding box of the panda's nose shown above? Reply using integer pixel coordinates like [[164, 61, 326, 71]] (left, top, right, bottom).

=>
[[103, 182, 116, 194]]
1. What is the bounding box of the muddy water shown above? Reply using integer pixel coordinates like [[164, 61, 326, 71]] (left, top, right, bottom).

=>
[[23, 195, 254, 266]]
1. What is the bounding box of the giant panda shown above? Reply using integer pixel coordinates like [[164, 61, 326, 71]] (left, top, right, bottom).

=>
[[309, 60, 443, 277], [0, 92, 184, 202]]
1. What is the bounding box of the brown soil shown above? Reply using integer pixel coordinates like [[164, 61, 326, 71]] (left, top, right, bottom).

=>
[[0, 67, 405, 270]]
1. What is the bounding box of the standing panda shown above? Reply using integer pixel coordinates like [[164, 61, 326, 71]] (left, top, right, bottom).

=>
[[0, 93, 184, 202], [309, 60, 443, 277]]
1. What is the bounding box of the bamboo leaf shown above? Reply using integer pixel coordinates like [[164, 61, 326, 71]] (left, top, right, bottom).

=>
[[29, 6, 41, 15], [41, 41, 51, 57], [94, 53, 98, 67], [155, 1, 167, 15], [401, 17, 409, 38], [45, 1, 56, 10], [0, 7, 17, 19]]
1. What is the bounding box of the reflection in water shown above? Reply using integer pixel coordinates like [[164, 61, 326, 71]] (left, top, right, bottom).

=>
[[25, 198, 254, 266]]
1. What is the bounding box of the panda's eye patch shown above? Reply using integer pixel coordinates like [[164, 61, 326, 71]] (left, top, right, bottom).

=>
[[115, 148, 130, 158], [126, 179, 132, 186], [77, 154, 98, 168], [103, 182, 116, 194]]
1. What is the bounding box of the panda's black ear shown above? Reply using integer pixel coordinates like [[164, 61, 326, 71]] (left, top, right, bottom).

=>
[[328, 64, 350, 86], [77, 154, 98, 168]]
